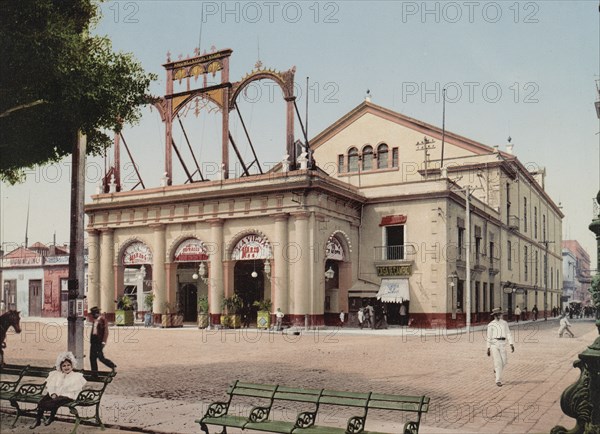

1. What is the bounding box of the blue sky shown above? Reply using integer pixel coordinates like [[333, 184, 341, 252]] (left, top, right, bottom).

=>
[[1, 0, 599, 267]]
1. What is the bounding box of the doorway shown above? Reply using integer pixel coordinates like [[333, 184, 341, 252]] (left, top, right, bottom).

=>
[[234, 260, 265, 326], [179, 283, 198, 322], [29, 280, 42, 317]]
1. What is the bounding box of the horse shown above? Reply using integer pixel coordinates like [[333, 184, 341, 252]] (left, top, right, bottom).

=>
[[0, 310, 22, 366]]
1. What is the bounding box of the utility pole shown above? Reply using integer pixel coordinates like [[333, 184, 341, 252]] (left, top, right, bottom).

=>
[[465, 185, 471, 333], [541, 239, 554, 321], [67, 132, 86, 367], [416, 137, 436, 179]]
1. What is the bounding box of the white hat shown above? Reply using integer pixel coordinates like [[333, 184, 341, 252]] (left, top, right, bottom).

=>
[[55, 351, 78, 371]]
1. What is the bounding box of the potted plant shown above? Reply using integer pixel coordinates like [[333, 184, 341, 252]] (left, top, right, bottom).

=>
[[197, 296, 209, 329], [161, 302, 184, 328], [220, 294, 243, 328], [144, 293, 154, 327], [253, 298, 272, 329], [115, 295, 135, 326]]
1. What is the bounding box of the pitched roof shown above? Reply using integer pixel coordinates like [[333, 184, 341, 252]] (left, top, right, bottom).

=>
[[310, 100, 507, 156]]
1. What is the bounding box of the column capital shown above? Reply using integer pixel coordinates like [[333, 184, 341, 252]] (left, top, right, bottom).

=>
[[273, 213, 290, 222], [207, 218, 224, 227], [97, 227, 114, 234], [290, 211, 310, 220], [86, 228, 99, 236], [149, 223, 166, 230]]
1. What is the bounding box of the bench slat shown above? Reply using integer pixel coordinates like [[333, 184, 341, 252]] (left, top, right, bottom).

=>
[[318, 396, 368, 407]]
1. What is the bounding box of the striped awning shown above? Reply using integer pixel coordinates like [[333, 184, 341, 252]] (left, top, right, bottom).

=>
[[376, 278, 410, 303]]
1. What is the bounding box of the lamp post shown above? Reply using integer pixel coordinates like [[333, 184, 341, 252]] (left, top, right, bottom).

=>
[[325, 266, 335, 281]]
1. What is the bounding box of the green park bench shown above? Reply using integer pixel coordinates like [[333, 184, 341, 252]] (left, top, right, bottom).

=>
[[0, 363, 30, 402], [196, 380, 430, 434], [0, 363, 116, 434]]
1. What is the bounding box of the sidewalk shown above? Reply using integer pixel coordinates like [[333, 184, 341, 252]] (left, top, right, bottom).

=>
[[1, 317, 595, 433]]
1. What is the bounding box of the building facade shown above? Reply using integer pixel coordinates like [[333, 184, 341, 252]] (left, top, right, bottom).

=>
[[1, 243, 87, 317], [84, 99, 564, 328], [562, 240, 592, 306]]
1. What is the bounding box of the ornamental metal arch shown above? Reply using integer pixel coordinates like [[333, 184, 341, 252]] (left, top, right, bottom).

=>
[[229, 67, 296, 106], [168, 236, 211, 262]]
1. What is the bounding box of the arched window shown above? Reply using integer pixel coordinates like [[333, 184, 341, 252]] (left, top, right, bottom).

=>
[[377, 143, 388, 169], [362, 145, 373, 171], [348, 147, 359, 172]]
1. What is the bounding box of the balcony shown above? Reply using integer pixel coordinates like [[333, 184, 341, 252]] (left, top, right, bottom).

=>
[[374, 245, 409, 261], [508, 215, 520, 231]]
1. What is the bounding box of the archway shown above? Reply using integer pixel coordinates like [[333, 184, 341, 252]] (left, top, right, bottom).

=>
[[173, 238, 209, 322], [324, 233, 351, 325], [121, 241, 153, 317], [230, 233, 272, 326]]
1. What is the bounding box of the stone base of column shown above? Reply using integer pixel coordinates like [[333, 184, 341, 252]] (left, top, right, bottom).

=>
[[287, 314, 324, 328]]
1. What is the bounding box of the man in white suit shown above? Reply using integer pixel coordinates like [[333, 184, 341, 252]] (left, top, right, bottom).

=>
[[486, 308, 515, 387]]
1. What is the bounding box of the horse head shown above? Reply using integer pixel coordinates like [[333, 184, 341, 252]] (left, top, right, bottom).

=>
[[7, 310, 22, 334]]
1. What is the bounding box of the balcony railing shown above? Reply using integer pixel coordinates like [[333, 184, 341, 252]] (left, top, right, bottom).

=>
[[374, 245, 413, 261]]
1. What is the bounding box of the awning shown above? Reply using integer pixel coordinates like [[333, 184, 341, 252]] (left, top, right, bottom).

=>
[[348, 280, 379, 298], [376, 278, 410, 303]]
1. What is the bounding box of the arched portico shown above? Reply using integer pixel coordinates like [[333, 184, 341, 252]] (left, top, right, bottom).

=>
[[324, 232, 352, 325]]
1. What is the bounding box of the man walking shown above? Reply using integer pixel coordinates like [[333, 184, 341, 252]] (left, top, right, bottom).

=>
[[532, 304, 539, 321], [275, 308, 284, 331], [514, 305, 521, 323], [558, 314, 575, 338], [486, 308, 514, 387], [89, 307, 117, 372]]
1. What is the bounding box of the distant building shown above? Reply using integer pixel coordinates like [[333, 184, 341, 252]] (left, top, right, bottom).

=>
[[0, 242, 87, 317], [562, 240, 592, 306]]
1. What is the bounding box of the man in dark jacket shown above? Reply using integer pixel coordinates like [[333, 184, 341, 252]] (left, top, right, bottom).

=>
[[89, 306, 117, 372]]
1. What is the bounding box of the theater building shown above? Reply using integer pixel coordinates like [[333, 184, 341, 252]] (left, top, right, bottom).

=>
[[84, 49, 563, 327]]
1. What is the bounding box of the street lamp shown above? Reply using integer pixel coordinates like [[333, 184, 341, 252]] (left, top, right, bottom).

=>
[[448, 272, 458, 319], [325, 266, 335, 281], [264, 260, 271, 278]]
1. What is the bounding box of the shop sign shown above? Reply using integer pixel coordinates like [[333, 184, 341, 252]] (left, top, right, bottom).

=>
[[45, 256, 69, 265], [123, 242, 153, 265], [174, 239, 208, 262], [376, 265, 411, 277], [231, 234, 271, 260], [4, 256, 42, 267], [326, 238, 344, 261]]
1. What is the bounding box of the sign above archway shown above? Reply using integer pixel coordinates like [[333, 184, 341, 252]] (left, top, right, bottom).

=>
[[174, 238, 208, 262], [231, 234, 272, 260], [326, 238, 344, 261], [123, 242, 152, 265]]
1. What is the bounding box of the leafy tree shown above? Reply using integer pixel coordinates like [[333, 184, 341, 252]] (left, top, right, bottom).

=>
[[0, 0, 155, 183]]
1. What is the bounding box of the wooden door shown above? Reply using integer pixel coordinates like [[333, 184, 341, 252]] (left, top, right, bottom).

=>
[[29, 279, 42, 316]]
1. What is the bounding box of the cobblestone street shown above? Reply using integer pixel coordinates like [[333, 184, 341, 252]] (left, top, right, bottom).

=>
[[1, 317, 597, 433]]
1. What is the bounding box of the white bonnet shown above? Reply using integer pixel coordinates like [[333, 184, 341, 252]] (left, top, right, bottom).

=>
[[55, 351, 78, 371]]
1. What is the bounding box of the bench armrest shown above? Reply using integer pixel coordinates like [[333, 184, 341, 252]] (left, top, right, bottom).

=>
[[72, 389, 103, 405], [203, 401, 229, 418], [17, 383, 45, 396], [248, 405, 271, 423], [294, 410, 317, 429], [0, 380, 20, 393], [346, 416, 366, 433]]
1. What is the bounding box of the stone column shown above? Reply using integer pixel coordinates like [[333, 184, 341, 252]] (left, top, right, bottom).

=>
[[86, 229, 99, 315], [273, 213, 289, 312], [208, 219, 224, 324], [98, 228, 114, 315], [292, 212, 310, 319], [150, 224, 166, 314]]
